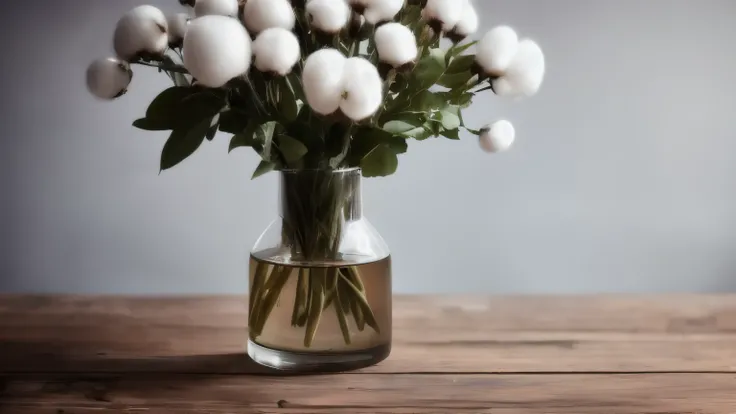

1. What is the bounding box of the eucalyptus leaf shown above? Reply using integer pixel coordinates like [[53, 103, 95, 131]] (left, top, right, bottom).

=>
[[160, 119, 210, 171], [252, 160, 276, 179], [278, 135, 309, 163], [360, 144, 398, 177]]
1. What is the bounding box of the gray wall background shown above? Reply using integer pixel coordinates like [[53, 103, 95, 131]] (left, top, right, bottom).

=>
[[2, 0, 736, 294]]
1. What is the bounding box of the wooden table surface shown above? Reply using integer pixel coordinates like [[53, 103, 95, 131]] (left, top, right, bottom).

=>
[[1, 295, 735, 413]]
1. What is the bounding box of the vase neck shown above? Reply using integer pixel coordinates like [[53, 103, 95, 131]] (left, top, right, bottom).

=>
[[278, 168, 363, 222]]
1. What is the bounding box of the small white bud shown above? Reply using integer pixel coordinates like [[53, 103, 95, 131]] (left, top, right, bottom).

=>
[[113, 5, 169, 61], [306, 0, 351, 34], [167, 13, 189, 47], [252, 28, 300, 76], [476, 26, 519, 76], [183, 15, 252, 87], [357, 0, 405, 25], [422, 0, 464, 32], [374, 23, 417, 68], [86, 57, 133, 100], [492, 39, 546, 97], [303, 48, 347, 115], [452, 2, 478, 38], [339, 57, 383, 121], [194, 0, 239, 17], [242, 0, 296, 34], [479, 120, 515, 153]]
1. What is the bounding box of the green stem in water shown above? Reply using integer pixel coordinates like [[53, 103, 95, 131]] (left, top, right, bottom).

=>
[[304, 269, 326, 347]]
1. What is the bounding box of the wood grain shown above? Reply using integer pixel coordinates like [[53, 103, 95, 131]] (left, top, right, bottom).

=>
[[1, 295, 736, 373], [2, 373, 735, 413]]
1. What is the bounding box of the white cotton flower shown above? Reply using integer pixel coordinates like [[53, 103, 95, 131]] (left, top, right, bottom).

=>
[[452, 2, 478, 38], [374, 23, 417, 68], [86, 57, 133, 100], [242, 0, 295, 34], [476, 25, 518, 76], [252, 28, 300, 76], [491, 39, 546, 97], [167, 13, 189, 47], [339, 57, 383, 121], [303, 48, 347, 115], [422, 0, 464, 32], [306, 0, 351, 34], [350, 0, 404, 25], [183, 15, 252, 87], [479, 120, 515, 153], [194, 0, 239, 17], [113, 5, 169, 61]]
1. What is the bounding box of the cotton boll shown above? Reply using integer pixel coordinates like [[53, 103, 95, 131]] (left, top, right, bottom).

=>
[[339, 57, 383, 121], [362, 0, 404, 24], [303, 48, 347, 115], [422, 0, 464, 32], [252, 28, 300, 76], [183, 15, 252, 87], [194, 0, 238, 17], [86, 57, 133, 100], [167, 13, 189, 47], [113, 5, 169, 61], [476, 26, 518, 76], [306, 0, 351, 34], [452, 2, 478, 38], [374, 23, 417, 68], [479, 120, 515, 153], [492, 39, 545, 97], [242, 0, 296, 34]]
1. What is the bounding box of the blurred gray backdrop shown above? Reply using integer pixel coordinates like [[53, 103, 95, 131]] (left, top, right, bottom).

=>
[[2, 0, 736, 294]]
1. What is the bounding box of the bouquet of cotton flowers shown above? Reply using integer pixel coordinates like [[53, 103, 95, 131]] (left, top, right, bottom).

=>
[[86, 0, 545, 360]]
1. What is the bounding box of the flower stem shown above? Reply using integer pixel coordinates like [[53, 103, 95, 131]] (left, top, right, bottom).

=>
[[132, 59, 189, 74]]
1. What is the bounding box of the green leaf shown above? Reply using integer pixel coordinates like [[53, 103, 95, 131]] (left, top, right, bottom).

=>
[[133, 118, 171, 131], [286, 73, 305, 102], [218, 109, 249, 134], [441, 128, 460, 140], [278, 79, 299, 122], [360, 144, 399, 178], [412, 48, 446, 87], [383, 114, 424, 134], [446, 54, 476, 74], [437, 71, 474, 89], [254, 121, 277, 161], [160, 119, 209, 171], [144, 86, 225, 130], [278, 135, 308, 163], [228, 122, 258, 153], [252, 160, 276, 179], [206, 114, 219, 141], [146, 87, 192, 120], [450, 41, 477, 57], [409, 90, 445, 112], [439, 109, 460, 130]]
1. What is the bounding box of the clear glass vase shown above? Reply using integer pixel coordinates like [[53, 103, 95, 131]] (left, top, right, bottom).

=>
[[247, 168, 392, 371]]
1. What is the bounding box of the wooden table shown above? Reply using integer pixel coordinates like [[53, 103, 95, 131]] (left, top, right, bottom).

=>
[[1, 295, 735, 413]]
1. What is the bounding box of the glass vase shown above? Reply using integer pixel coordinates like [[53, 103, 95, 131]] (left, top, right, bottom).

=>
[[247, 168, 392, 371]]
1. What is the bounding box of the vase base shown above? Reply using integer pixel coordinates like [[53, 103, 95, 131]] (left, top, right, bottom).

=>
[[247, 340, 390, 372]]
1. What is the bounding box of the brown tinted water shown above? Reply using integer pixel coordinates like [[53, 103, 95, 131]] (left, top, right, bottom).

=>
[[248, 255, 392, 353]]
